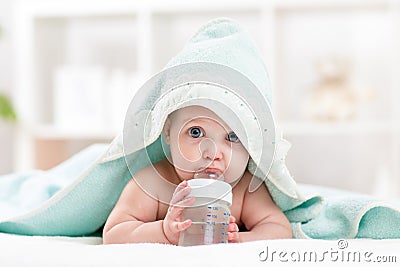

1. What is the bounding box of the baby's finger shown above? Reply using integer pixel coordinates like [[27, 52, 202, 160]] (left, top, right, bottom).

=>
[[172, 180, 188, 195], [171, 186, 192, 206], [229, 215, 236, 223], [228, 222, 239, 233], [171, 181, 191, 204], [173, 219, 192, 232], [228, 231, 239, 243], [168, 196, 195, 218]]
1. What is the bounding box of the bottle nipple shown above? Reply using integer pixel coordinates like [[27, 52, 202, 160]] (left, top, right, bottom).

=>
[[194, 169, 224, 181]]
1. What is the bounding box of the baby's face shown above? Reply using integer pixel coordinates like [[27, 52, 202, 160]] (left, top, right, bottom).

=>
[[164, 106, 249, 184]]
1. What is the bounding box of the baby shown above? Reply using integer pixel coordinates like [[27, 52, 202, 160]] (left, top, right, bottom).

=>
[[103, 105, 292, 244]]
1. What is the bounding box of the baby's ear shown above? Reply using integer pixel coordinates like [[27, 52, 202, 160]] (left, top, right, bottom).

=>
[[162, 117, 171, 144]]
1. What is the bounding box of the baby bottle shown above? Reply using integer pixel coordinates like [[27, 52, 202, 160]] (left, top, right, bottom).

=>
[[178, 170, 232, 246]]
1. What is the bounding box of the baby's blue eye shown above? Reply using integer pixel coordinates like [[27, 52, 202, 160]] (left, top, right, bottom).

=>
[[188, 127, 204, 138], [226, 132, 240, 143]]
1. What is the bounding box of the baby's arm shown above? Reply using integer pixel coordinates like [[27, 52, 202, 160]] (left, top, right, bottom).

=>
[[103, 169, 194, 245], [102, 177, 168, 244], [237, 175, 292, 242]]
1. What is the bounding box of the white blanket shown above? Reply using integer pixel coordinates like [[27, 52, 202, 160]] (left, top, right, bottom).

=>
[[1, 233, 399, 267]]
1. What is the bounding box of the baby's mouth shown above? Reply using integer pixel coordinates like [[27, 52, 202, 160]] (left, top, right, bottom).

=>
[[194, 168, 224, 180]]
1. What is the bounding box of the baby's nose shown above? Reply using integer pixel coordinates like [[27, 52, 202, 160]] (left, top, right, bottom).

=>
[[199, 138, 222, 160]]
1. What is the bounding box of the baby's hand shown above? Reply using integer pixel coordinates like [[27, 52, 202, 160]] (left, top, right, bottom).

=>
[[227, 215, 240, 243], [162, 180, 195, 245]]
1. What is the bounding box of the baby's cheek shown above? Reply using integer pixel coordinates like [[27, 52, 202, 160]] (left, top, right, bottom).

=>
[[225, 149, 249, 182], [171, 144, 203, 173], [179, 145, 202, 162]]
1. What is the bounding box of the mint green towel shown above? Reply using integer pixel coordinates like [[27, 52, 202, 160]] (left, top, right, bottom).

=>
[[0, 18, 399, 239], [293, 185, 400, 239]]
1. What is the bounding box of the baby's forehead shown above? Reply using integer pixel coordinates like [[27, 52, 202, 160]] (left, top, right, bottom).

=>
[[170, 106, 230, 129]]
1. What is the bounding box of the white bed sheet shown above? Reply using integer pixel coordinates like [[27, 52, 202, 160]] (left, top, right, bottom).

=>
[[0, 233, 399, 267]]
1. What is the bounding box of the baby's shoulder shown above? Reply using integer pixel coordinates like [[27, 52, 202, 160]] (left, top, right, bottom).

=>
[[232, 171, 270, 197], [132, 158, 176, 202], [133, 158, 175, 186], [133, 159, 169, 183]]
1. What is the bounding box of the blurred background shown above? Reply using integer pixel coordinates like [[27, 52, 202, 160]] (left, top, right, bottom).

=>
[[0, 0, 399, 198]]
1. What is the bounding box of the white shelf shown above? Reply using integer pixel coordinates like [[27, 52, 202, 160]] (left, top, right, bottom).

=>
[[33, 125, 117, 140], [18, 1, 144, 17], [274, 0, 390, 10], [281, 121, 399, 135]]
